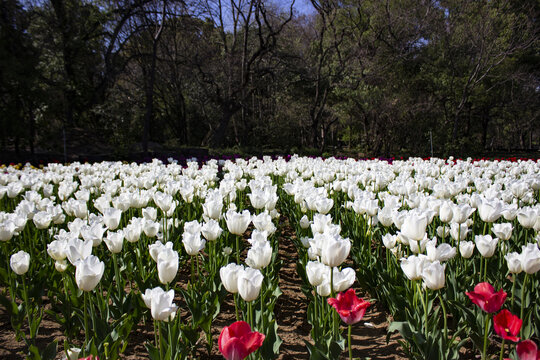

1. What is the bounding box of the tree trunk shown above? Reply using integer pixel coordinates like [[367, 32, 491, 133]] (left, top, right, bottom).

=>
[[142, 42, 158, 156], [142, 0, 166, 156], [210, 104, 235, 148], [311, 114, 319, 149]]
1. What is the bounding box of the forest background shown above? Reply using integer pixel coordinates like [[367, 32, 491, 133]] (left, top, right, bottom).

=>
[[1, 0, 539, 161]]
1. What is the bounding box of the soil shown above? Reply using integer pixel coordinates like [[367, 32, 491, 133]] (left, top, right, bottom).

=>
[[0, 218, 407, 360]]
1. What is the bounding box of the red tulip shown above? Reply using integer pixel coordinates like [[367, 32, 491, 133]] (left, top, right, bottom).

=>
[[327, 288, 371, 325], [517, 340, 540, 360], [218, 321, 265, 360], [465, 282, 507, 313], [79, 357, 99, 360], [493, 309, 522, 342]]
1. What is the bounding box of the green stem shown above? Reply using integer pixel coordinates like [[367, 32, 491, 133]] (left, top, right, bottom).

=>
[[4, 243, 14, 301], [236, 235, 240, 264], [84, 291, 89, 347], [438, 293, 447, 347], [348, 324, 353, 360], [154, 320, 159, 352], [484, 257, 488, 282], [330, 266, 339, 339], [190, 256, 195, 286], [425, 289, 429, 339], [479, 256, 484, 283], [196, 254, 200, 286], [234, 293, 240, 321], [248, 301, 253, 329], [482, 314, 490, 360], [112, 253, 123, 302], [418, 282, 428, 339], [499, 338, 506, 360], [137, 240, 146, 280], [510, 275, 517, 312], [520, 273, 528, 330], [168, 321, 174, 360], [260, 292, 264, 332], [330, 266, 335, 298], [313, 290, 318, 340], [159, 321, 164, 360], [62, 273, 72, 343], [21, 276, 34, 344]]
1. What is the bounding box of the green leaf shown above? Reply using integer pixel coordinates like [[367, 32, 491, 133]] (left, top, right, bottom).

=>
[[387, 321, 414, 343], [41, 340, 58, 360], [260, 319, 281, 360], [145, 342, 161, 360]]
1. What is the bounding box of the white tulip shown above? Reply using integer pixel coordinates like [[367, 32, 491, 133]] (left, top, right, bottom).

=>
[[237, 267, 264, 302], [475, 235, 498, 258], [10, 250, 30, 275]]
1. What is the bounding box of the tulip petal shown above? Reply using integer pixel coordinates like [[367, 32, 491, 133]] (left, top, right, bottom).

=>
[[516, 340, 539, 360]]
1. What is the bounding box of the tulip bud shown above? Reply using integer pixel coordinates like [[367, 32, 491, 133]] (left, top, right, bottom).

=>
[[104, 230, 124, 254], [201, 219, 222, 241], [321, 236, 350, 268], [306, 261, 328, 287], [55, 259, 69, 272], [225, 209, 251, 235], [439, 201, 453, 223], [142, 207, 157, 221], [400, 254, 428, 281], [332, 267, 356, 292], [246, 241, 272, 270], [237, 267, 263, 302], [492, 223, 513, 241], [47, 239, 68, 261], [157, 248, 179, 284], [382, 234, 397, 250], [124, 222, 142, 243], [10, 250, 30, 275], [75, 255, 105, 291], [66, 238, 93, 266], [218, 321, 265, 360], [299, 215, 310, 229], [143, 220, 159, 238], [33, 211, 52, 230], [400, 212, 428, 242], [81, 223, 106, 247], [0, 220, 17, 241], [505, 252, 522, 274], [421, 260, 446, 290], [144, 287, 178, 322], [103, 208, 122, 230], [220, 263, 244, 294], [520, 243, 540, 274], [459, 241, 475, 259], [478, 199, 503, 223], [66, 347, 81, 360], [182, 232, 206, 256], [252, 211, 276, 235], [475, 235, 498, 258]]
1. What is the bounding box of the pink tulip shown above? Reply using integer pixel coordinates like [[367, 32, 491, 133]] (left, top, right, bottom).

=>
[[218, 321, 265, 360], [327, 288, 371, 325], [465, 282, 507, 313], [517, 340, 540, 360]]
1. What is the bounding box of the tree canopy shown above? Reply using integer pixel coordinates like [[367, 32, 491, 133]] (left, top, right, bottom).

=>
[[1, 0, 538, 158]]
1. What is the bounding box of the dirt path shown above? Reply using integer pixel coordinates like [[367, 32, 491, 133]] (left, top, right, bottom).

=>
[[274, 221, 406, 360]]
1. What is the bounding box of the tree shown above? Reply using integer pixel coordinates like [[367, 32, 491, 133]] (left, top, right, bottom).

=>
[[191, 0, 295, 147]]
